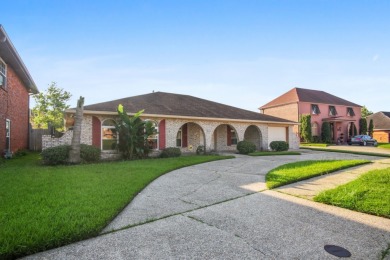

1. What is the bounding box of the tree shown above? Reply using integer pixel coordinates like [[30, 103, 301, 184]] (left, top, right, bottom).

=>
[[69, 96, 84, 164], [321, 122, 331, 143], [368, 119, 374, 137], [361, 105, 373, 118], [299, 114, 312, 142], [359, 118, 367, 135], [116, 104, 157, 160], [32, 82, 72, 131]]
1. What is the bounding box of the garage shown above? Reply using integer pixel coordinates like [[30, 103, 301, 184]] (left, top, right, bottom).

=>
[[268, 126, 288, 148]]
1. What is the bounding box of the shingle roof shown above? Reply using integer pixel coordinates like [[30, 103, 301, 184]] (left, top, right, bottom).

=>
[[82, 92, 295, 123], [260, 87, 361, 109], [367, 112, 390, 130]]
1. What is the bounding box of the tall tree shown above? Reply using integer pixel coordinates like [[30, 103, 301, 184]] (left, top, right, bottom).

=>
[[299, 114, 312, 142], [359, 118, 367, 135], [69, 97, 84, 164], [361, 105, 373, 118], [368, 119, 374, 137], [116, 104, 157, 160], [32, 82, 72, 131]]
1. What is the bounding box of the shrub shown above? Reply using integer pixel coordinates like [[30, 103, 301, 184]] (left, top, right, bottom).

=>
[[321, 122, 331, 143], [41, 144, 101, 165], [160, 147, 181, 158], [13, 149, 28, 158], [80, 144, 101, 162], [270, 141, 289, 151], [237, 140, 256, 154], [196, 145, 205, 155], [41, 145, 71, 165], [300, 114, 312, 142]]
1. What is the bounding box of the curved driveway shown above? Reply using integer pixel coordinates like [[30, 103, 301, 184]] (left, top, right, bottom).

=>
[[26, 150, 390, 259]]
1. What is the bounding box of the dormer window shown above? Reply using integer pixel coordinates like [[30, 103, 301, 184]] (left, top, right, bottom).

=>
[[311, 104, 320, 115], [347, 107, 355, 116], [0, 58, 6, 90], [329, 106, 337, 116]]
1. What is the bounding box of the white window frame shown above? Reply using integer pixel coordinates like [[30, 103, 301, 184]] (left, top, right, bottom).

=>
[[176, 128, 182, 147], [230, 128, 238, 145], [5, 119, 11, 152], [101, 119, 118, 151], [0, 58, 7, 90], [347, 107, 355, 117]]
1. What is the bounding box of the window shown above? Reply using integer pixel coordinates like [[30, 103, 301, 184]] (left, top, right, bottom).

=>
[[311, 104, 320, 115], [347, 107, 355, 116], [311, 122, 319, 136], [176, 128, 182, 147], [5, 119, 10, 151], [102, 119, 117, 150], [329, 106, 337, 116], [146, 121, 158, 150], [230, 128, 237, 145], [0, 59, 6, 90]]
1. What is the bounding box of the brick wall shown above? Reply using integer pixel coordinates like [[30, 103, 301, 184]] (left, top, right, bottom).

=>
[[262, 103, 299, 122], [0, 65, 30, 153]]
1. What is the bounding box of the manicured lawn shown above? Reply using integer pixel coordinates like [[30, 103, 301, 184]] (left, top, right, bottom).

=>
[[378, 143, 390, 149], [300, 143, 329, 147], [249, 151, 301, 156], [0, 153, 233, 259], [266, 160, 370, 189], [314, 167, 390, 218], [300, 147, 390, 158]]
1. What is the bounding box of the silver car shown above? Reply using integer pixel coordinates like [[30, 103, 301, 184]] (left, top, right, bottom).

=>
[[348, 135, 378, 146]]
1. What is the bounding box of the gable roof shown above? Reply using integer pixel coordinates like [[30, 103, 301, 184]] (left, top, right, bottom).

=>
[[367, 111, 390, 130], [0, 25, 38, 94], [79, 92, 295, 123], [260, 87, 361, 109]]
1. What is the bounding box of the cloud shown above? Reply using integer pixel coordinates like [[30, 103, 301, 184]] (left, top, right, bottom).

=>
[[372, 54, 379, 62]]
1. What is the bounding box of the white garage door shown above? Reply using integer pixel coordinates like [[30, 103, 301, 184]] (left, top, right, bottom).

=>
[[268, 127, 287, 148]]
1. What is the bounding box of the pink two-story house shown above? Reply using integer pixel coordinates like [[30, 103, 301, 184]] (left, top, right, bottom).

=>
[[260, 88, 361, 143]]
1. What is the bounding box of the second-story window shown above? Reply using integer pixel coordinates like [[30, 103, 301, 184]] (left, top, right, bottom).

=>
[[0, 59, 6, 90], [347, 107, 355, 116], [329, 106, 337, 116], [311, 104, 320, 115]]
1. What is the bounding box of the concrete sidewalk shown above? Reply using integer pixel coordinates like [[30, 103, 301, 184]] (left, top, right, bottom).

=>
[[24, 150, 390, 259]]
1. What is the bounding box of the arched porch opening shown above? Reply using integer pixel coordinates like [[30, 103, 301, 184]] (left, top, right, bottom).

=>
[[212, 124, 238, 151], [176, 122, 206, 152], [244, 125, 262, 150]]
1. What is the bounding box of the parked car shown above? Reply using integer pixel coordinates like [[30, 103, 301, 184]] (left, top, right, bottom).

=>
[[348, 135, 378, 146]]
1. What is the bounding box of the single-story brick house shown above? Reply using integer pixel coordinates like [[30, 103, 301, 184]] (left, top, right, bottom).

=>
[[0, 25, 38, 155], [367, 112, 390, 143], [260, 88, 361, 143], [45, 92, 299, 153]]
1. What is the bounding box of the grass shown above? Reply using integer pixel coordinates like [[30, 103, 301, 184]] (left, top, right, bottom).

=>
[[378, 143, 390, 149], [0, 152, 233, 259], [248, 151, 301, 156], [300, 147, 390, 158], [300, 143, 329, 147], [266, 160, 370, 189], [314, 167, 390, 218]]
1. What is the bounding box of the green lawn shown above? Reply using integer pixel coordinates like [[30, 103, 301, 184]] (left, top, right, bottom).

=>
[[300, 147, 390, 158], [314, 167, 390, 218], [300, 143, 329, 147], [378, 143, 390, 149], [249, 151, 301, 156], [266, 160, 370, 189], [0, 153, 233, 259]]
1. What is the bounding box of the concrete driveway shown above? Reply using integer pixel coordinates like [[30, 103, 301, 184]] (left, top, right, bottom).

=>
[[25, 150, 390, 259]]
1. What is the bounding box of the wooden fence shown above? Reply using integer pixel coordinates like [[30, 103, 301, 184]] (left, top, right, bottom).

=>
[[29, 124, 51, 151]]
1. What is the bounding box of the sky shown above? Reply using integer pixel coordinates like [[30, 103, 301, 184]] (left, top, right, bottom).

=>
[[2, 0, 390, 112]]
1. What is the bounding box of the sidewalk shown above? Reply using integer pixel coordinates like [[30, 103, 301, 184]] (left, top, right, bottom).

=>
[[275, 158, 390, 199]]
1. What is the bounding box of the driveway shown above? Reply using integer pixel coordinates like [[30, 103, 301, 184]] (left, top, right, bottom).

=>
[[25, 150, 390, 259], [303, 144, 390, 155]]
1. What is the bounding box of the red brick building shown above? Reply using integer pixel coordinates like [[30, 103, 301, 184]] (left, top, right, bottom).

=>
[[0, 25, 38, 155], [367, 112, 390, 143]]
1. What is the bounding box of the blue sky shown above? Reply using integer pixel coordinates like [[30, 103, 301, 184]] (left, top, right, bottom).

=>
[[2, 0, 389, 112]]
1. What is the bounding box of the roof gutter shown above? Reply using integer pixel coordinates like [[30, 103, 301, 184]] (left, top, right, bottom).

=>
[[0, 25, 38, 94], [65, 109, 299, 125]]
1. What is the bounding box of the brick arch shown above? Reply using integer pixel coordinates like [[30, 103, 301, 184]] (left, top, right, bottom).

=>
[[175, 122, 206, 152], [212, 124, 239, 151], [244, 125, 263, 150]]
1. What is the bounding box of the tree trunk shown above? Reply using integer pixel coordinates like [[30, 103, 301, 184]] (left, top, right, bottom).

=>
[[69, 96, 84, 164]]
